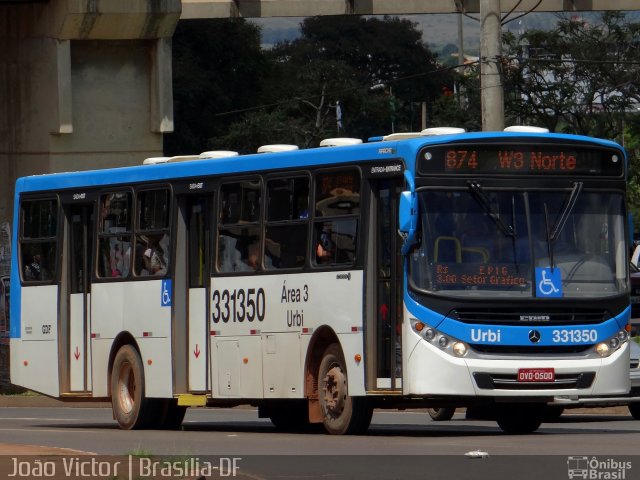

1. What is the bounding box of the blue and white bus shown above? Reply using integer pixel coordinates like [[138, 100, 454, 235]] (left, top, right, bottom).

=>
[[10, 127, 631, 434]]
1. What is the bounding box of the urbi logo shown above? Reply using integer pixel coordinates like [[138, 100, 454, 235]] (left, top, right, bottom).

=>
[[470, 328, 501, 343]]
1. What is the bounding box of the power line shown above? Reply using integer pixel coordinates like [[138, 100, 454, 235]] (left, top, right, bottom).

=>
[[501, 0, 543, 26], [516, 56, 640, 66], [213, 60, 481, 118]]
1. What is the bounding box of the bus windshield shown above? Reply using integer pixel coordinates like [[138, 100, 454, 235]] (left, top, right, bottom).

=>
[[408, 187, 627, 298]]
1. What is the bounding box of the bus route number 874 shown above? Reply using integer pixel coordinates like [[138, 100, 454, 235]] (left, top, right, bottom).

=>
[[211, 288, 266, 323]]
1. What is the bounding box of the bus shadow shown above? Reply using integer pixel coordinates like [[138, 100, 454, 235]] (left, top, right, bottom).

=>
[[365, 425, 638, 438], [34, 416, 639, 438]]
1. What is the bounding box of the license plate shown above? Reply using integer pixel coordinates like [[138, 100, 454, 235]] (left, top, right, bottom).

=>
[[517, 368, 555, 382]]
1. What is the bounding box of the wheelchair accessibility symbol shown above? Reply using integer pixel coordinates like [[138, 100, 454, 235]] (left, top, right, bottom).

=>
[[535, 267, 562, 298], [161, 279, 172, 307]]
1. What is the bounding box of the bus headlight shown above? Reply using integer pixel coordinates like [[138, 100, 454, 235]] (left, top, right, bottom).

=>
[[424, 328, 436, 341], [410, 319, 468, 357], [595, 342, 611, 357], [452, 341, 468, 357], [595, 330, 628, 358]]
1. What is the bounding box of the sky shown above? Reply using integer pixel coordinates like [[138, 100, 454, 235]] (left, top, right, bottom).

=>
[[250, 11, 640, 52]]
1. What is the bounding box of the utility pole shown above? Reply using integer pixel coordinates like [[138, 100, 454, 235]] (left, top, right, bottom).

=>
[[456, 1, 465, 109], [480, 0, 504, 131]]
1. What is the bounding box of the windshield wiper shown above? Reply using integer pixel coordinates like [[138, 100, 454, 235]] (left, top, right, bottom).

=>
[[549, 182, 583, 242], [467, 181, 517, 239], [543, 181, 583, 270], [543, 203, 554, 270]]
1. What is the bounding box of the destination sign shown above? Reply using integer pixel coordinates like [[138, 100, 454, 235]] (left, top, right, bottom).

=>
[[434, 263, 528, 289], [418, 143, 624, 176]]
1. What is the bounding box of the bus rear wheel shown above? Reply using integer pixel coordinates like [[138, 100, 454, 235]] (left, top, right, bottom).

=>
[[427, 407, 456, 421], [318, 343, 372, 435], [495, 404, 544, 434], [628, 402, 640, 420], [111, 345, 152, 430]]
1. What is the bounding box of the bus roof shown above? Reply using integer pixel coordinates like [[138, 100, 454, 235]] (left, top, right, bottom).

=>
[[15, 130, 626, 194]]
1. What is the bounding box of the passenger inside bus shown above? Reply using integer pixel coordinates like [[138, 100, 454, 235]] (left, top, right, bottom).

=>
[[24, 249, 48, 281], [316, 226, 335, 264], [109, 240, 130, 277], [239, 241, 260, 271], [139, 234, 168, 276], [218, 235, 261, 272]]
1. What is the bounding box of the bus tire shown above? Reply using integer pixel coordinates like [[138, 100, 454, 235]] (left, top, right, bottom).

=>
[[427, 407, 456, 421], [111, 345, 151, 430], [628, 402, 640, 420], [495, 404, 544, 434], [268, 401, 310, 431], [319, 343, 372, 435], [160, 399, 187, 430], [543, 405, 564, 421]]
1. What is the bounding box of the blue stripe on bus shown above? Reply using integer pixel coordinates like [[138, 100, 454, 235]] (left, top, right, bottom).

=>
[[404, 290, 630, 347], [437, 313, 626, 347], [10, 178, 23, 339]]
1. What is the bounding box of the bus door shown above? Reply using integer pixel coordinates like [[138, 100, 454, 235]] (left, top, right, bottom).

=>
[[64, 203, 94, 393], [175, 193, 211, 393], [368, 177, 403, 391]]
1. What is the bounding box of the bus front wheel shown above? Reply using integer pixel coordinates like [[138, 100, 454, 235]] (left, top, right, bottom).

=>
[[111, 345, 151, 430], [318, 343, 372, 435], [267, 401, 311, 431], [495, 403, 544, 434]]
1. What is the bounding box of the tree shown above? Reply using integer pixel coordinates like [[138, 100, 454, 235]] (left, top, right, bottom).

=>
[[216, 15, 458, 150], [625, 117, 640, 233], [502, 12, 640, 222], [503, 12, 640, 139], [171, 16, 475, 154], [165, 19, 270, 156]]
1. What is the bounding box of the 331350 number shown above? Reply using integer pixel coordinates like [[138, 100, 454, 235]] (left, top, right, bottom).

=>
[[211, 288, 266, 323]]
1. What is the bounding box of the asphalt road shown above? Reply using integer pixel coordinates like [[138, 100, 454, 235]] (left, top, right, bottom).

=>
[[0, 405, 639, 479]]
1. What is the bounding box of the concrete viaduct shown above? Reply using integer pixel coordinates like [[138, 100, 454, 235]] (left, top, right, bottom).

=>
[[0, 0, 638, 276]]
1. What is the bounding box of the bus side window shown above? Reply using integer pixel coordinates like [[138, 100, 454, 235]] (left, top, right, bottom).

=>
[[97, 192, 133, 279], [20, 198, 58, 283], [314, 219, 357, 265], [218, 179, 262, 273], [265, 177, 309, 269], [313, 169, 360, 266], [134, 189, 171, 277]]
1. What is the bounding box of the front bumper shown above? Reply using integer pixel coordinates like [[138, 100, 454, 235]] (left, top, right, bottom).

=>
[[551, 360, 640, 407], [404, 333, 630, 398]]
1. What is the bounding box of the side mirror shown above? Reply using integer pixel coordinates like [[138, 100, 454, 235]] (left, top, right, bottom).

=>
[[399, 191, 418, 254], [399, 170, 418, 254], [399, 191, 415, 234]]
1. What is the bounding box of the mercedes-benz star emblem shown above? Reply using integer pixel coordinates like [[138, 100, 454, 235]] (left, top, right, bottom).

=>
[[528, 330, 541, 343]]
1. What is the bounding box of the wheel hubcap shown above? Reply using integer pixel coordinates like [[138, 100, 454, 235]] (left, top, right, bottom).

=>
[[323, 364, 347, 416], [117, 363, 135, 414]]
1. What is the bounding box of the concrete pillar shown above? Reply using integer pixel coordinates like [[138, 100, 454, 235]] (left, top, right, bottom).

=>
[[0, 0, 181, 255]]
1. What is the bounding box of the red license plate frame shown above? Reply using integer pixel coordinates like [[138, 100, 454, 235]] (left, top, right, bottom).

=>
[[517, 368, 555, 383]]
